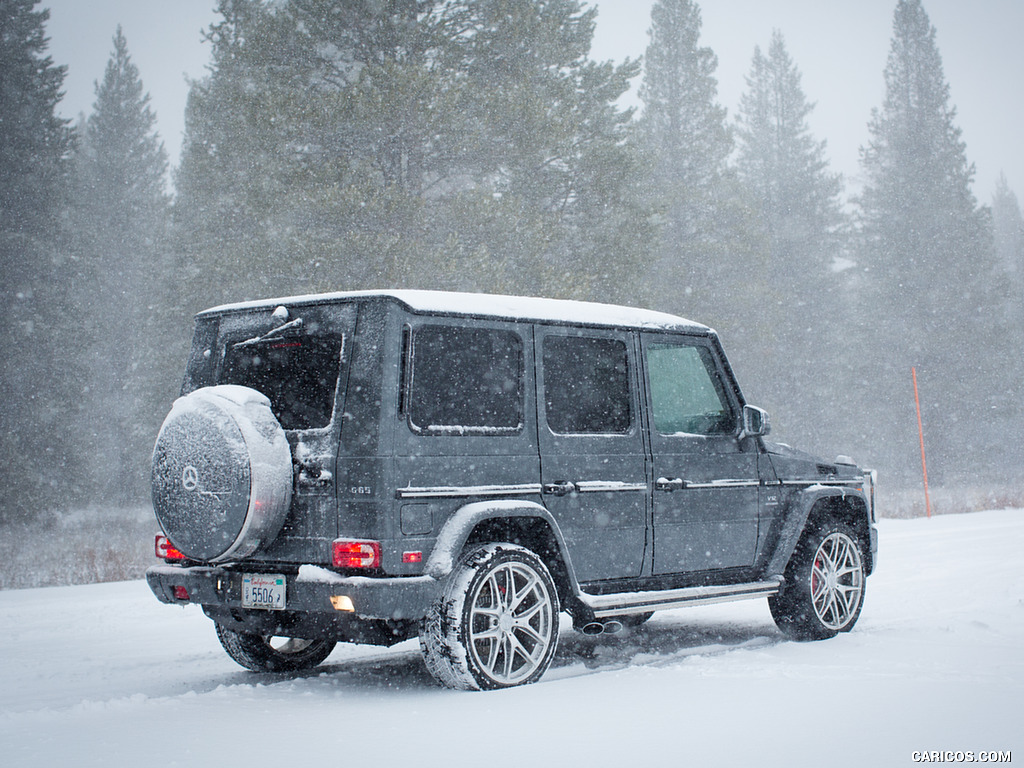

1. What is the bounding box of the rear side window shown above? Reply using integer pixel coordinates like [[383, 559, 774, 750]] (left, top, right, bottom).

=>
[[407, 325, 524, 434], [221, 334, 344, 431], [543, 336, 631, 434]]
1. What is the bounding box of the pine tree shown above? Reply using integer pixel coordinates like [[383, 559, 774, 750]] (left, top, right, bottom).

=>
[[173, 0, 296, 309], [0, 0, 71, 238], [992, 174, 1024, 417], [859, 0, 988, 296], [444, 0, 646, 301], [735, 31, 844, 273], [992, 174, 1024, 280], [0, 0, 79, 524], [733, 30, 848, 451], [70, 27, 174, 505], [175, 0, 646, 307], [857, 0, 1000, 483], [174, 0, 458, 306], [636, 0, 735, 317]]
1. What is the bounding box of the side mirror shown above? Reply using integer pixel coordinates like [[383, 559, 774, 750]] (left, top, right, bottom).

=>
[[739, 405, 770, 440]]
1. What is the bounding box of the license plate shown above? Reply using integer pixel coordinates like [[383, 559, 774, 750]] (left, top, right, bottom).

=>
[[242, 573, 287, 610]]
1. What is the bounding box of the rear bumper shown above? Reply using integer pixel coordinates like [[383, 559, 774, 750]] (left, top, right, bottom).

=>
[[146, 563, 441, 622]]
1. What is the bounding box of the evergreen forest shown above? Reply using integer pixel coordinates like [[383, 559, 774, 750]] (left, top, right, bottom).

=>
[[2, 0, 1023, 529]]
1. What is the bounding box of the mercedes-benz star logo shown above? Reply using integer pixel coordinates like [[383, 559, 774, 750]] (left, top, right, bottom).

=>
[[181, 465, 199, 492]]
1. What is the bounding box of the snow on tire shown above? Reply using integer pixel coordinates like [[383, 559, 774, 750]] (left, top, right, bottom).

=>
[[420, 543, 560, 690], [151, 385, 292, 562], [769, 517, 866, 641]]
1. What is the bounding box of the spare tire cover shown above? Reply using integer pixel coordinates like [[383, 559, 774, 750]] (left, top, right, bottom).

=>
[[151, 385, 293, 562]]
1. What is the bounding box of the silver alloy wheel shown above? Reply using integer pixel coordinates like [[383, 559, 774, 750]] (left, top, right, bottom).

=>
[[466, 559, 555, 686], [810, 532, 864, 630]]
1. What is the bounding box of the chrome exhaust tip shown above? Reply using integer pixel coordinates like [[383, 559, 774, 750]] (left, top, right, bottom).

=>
[[580, 620, 625, 635], [602, 620, 624, 635]]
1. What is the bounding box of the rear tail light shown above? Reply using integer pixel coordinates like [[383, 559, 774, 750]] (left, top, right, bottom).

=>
[[332, 539, 382, 569], [155, 534, 186, 562], [172, 586, 190, 601]]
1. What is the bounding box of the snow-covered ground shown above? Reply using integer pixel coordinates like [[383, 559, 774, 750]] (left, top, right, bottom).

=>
[[1, 510, 1021, 767]]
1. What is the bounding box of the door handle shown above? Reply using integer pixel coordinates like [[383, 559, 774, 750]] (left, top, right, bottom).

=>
[[543, 481, 576, 496], [297, 462, 333, 488], [655, 477, 685, 492]]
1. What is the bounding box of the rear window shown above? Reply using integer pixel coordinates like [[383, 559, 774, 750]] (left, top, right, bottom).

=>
[[221, 334, 344, 430], [407, 325, 524, 434]]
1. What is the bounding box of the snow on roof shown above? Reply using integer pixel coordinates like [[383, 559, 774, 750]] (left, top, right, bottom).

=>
[[199, 289, 711, 334]]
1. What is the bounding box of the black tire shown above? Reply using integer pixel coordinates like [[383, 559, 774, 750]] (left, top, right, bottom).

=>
[[769, 518, 866, 641], [151, 385, 292, 562], [420, 543, 560, 690], [216, 624, 336, 672]]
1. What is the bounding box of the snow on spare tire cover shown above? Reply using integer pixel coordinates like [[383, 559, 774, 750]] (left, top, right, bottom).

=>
[[151, 385, 293, 562]]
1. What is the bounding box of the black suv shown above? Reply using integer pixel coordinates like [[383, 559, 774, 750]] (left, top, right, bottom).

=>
[[148, 290, 877, 690]]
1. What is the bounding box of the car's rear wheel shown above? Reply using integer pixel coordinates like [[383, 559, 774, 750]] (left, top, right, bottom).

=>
[[420, 543, 559, 690], [770, 518, 866, 641], [216, 624, 336, 672]]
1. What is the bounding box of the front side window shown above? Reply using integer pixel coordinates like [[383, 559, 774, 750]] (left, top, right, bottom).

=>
[[646, 343, 734, 436], [543, 335, 631, 435], [221, 334, 344, 430], [408, 325, 524, 434]]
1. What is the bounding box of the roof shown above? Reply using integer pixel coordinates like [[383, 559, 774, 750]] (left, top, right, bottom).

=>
[[199, 289, 711, 334]]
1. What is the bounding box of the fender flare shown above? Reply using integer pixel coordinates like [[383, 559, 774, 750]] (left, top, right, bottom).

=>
[[766, 484, 874, 576], [424, 499, 581, 591]]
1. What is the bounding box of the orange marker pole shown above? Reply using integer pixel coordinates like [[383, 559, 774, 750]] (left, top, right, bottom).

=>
[[912, 367, 933, 518]]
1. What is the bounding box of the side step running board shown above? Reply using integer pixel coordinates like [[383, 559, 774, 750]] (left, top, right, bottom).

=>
[[578, 578, 783, 618]]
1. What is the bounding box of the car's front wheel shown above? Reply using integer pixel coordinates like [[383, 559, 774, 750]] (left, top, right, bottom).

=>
[[769, 518, 866, 641], [216, 625, 336, 672], [420, 543, 560, 690]]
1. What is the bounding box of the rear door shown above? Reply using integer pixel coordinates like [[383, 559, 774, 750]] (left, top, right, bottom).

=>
[[393, 319, 540, 538], [640, 334, 760, 574], [536, 327, 648, 582]]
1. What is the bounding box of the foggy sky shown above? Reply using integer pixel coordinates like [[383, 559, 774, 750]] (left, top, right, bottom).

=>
[[42, 0, 1024, 201]]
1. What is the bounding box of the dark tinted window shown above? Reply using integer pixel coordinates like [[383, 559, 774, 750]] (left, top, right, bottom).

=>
[[543, 336, 631, 434], [221, 335, 343, 430], [408, 325, 523, 434]]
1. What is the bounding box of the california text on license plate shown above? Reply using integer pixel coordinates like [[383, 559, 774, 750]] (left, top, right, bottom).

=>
[[242, 573, 287, 610]]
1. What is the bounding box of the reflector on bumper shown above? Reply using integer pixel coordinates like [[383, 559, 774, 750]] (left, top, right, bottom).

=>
[[330, 595, 355, 612]]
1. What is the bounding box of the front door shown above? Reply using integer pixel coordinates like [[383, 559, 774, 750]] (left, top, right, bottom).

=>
[[536, 327, 648, 583], [641, 334, 760, 574]]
